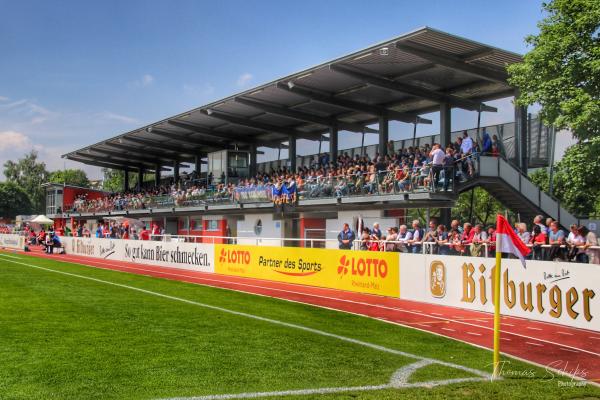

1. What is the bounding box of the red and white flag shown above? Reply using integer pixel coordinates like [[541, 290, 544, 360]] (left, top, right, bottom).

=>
[[496, 214, 531, 267]]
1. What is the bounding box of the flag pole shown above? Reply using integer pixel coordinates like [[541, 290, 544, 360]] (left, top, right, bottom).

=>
[[492, 230, 502, 379]]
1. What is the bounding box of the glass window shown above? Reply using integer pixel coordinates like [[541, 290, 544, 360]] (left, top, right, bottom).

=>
[[191, 218, 202, 230], [180, 217, 189, 230], [206, 220, 219, 231]]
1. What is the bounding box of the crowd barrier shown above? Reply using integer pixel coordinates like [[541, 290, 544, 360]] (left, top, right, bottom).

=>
[[0, 234, 26, 250], [1, 235, 596, 331]]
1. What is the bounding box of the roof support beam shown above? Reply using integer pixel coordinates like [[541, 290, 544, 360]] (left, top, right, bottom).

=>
[[395, 41, 508, 83], [148, 128, 228, 148], [277, 82, 430, 124], [234, 97, 378, 133], [201, 109, 323, 141], [102, 142, 188, 161], [66, 155, 169, 172], [121, 136, 206, 154], [166, 119, 285, 148], [167, 120, 259, 143], [330, 64, 497, 112], [79, 148, 188, 168]]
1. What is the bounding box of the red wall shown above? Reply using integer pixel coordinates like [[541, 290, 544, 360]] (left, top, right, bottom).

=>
[[201, 219, 227, 244], [63, 187, 107, 210]]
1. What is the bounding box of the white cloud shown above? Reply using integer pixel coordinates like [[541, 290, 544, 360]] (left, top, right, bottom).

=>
[[131, 74, 155, 88], [236, 72, 253, 87], [0, 96, 8, 102], [0, 131, 31, 151], [99, 111, 139, 124]]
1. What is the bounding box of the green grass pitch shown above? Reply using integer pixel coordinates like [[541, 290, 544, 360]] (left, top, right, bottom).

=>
[[0, 252, 598, 399]]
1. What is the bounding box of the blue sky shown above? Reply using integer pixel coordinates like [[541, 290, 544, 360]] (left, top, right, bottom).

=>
[[0, 0, 547, 179]]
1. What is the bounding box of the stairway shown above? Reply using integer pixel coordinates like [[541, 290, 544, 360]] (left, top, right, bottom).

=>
[[458, 156, 580, 229]]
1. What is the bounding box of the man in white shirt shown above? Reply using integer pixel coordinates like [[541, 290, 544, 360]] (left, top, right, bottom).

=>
[[460, 131, 473, 155], [429, 144, 445, 191], [397, 224, 412, 253]]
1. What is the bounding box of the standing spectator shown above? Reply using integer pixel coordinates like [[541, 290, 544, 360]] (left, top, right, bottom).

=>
[[337, 223, 355, 250], [385, 227, 399, 252], [397, 225, 412, 253], [429, 144, 445, 191], [532, 215, 548, 235], [530, 225, 547, 260], [547, 221, 566, 261], [469, 224, 487, 257], [436, 224, 449, 255], [516, 223, 531, 245], [579, 226, 599, 265], [372, 222, 382, 240], [486, 226, 496, 256], [451, 219, 463, 234], [359, 228, 371, 251], [409, 220, 424, 254], [481, 131, 492, 154]]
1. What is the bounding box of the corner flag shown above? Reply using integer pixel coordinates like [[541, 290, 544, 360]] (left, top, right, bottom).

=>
[[492, 214, 531, 379]]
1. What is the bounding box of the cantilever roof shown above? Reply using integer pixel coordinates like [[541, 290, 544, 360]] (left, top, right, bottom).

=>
[[64, 26, 522, 171]]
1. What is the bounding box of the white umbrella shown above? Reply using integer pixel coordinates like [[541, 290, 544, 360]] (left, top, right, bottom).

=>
[[31, 215, 54, 225]]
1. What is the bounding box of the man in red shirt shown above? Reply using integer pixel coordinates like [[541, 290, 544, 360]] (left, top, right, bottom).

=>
[[139, 227, 150, 241]]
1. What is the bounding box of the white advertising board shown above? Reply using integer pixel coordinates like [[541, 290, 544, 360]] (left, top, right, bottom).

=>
[[0, 234, 25, 250], [400, 254, 598, 331], [60, 237, 214, 273]]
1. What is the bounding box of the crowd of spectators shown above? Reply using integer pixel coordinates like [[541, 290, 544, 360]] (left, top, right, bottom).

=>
[[68, 130, 492, 212], [337, 214, 600, 264]]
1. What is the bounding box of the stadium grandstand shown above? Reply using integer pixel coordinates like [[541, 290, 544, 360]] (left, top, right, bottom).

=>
[[2, 25, 600, 399]]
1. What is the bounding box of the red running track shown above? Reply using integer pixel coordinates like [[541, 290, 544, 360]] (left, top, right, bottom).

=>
[[4, 248, 599, 383]]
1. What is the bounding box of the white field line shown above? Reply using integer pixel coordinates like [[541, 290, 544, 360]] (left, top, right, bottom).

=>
[[13, 251, 599, 358], [0, 254, 491, 390]]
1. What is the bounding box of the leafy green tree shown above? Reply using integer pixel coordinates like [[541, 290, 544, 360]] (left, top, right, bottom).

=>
[[552, 140, 600, 216], [528, 168, 550, 193], [3, 151, 49, 213], [508, 0, 600, 140], [48, 169, 90, 188], [0, 182, 33, 219], [102, 168, 125, 192], [452, 188, 510, 227]]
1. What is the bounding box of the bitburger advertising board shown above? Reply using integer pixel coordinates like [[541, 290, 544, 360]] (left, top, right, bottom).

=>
[[60, 237, 214, 273], [400, 254, 598, 331]]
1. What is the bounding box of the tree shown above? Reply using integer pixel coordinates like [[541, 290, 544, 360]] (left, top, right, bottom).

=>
[[3, 151, 49, 213], [452, 187, 511, 227], [48, 169, 90, 188], [552, 140, 600, 216], [102, 168, 125, 192], [0, 182, 33, 219], [528, 168, 550, 193], [508, 0, 600, 140]]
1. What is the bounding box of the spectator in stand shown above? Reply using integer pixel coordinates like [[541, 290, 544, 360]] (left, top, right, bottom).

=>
[[397, 225, 412, 253], [451, 219, 463, 234], [485, 226, 496, 256], [481, 131, 492, 155], [385, 227, 399, 252], [566, 224, 586, 262], [470, 224, 487, 257], [139, 226, 150, 241], [547, 221, 566, 261], [436, 224, 449, 255], [409, 220, 424, 254], [492, 135, 505, 157], [337, 223, 355, 250], [530, 225, 547, 260], [460, 223, 474, 256], [372, 223, 382, 240], [429, 144, 445, 191], [532, 215, 547, 235], [580, 226, 599, 264], [516, 223, 531, 245], [359, 228, 371, 251]]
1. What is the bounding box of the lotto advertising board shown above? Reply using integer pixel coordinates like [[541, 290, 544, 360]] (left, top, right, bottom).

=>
[[214, 244, 400, 297], [400, 254, 598, 331]]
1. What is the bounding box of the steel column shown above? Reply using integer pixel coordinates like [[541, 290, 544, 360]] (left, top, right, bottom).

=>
[[123, 168, 129, 192], [440, 103, 451, 148], [288, 135, 297, 172], [378, 116, 389, 157], [329, 125, 338, 165]]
